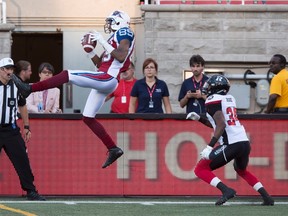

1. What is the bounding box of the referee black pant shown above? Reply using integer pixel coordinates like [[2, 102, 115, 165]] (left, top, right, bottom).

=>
[[0, 125, 36, 192]]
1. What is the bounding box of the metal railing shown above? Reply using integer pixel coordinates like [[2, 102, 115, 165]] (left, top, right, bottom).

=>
[[0, 0, 6, 24], [143, 0, 288, 4]]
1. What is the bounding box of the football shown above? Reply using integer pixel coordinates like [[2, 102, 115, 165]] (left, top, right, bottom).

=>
[[81, 33, 97, 53]]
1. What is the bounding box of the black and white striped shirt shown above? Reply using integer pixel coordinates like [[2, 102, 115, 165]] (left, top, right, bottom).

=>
[[0, 80, 26, 125]]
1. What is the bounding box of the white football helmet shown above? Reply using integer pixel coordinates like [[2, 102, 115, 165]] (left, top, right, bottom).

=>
[[104, 10, 130, 34]]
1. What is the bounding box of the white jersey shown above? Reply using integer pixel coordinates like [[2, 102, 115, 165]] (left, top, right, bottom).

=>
[[99, 27, 135, 80], [205, 94, 249, 145], [68, 27, 135, 117]]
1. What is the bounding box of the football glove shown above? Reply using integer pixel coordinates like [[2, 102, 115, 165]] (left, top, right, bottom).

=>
[[89, 30, 114, 54], [200, 145, 213, 160], [89, 30, 104, 42], [186, 112, 200, 121]]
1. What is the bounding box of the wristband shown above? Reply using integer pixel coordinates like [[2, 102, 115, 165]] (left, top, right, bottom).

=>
[[100, 40, 115, 54], [24, 125, 30, 130], [208, 136, 218, 147], [87, 50, 96, 59]]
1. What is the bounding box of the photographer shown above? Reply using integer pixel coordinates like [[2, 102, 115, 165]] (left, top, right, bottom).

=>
[[178, 54, 209, 114]]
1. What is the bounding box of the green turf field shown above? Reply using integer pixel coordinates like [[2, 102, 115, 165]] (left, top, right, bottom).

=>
[[0, 196, 286, 216]]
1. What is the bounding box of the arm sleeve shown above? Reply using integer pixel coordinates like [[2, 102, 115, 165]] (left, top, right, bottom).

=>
[[130, 81, 139, 97], [18, 93, 26, 107], [178, 81, 187, 101], [115, 27, 134, 47], [163, 81, 170, 97], [269, 76, 282, 96]]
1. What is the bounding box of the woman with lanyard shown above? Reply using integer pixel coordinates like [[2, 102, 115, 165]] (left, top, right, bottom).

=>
[[129, 58, 172, 113], [178, 54, 209, 114]]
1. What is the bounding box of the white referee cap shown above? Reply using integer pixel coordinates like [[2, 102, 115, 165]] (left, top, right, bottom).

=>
[[0, 57, 14, 68]]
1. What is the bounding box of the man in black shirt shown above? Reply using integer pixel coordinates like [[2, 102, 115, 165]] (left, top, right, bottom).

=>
[[178, 55, 209, 114], [0, 57, 45, 201]]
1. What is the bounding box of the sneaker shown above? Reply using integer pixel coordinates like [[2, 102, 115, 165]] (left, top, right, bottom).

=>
[[102, 147, 123, 168], [12, 74, 32, 98], [27, 191, 46, 201], [262, 196, 274, 206], [215, 188, 236, 205]]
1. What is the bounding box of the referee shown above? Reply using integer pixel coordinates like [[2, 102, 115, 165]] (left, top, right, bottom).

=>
[[0, 57, 45, 201]]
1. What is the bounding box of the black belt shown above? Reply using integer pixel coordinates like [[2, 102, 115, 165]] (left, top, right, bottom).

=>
[[274, 108, 288, 113]]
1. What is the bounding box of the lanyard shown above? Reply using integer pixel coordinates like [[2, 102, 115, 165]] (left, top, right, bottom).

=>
[[192, 76, 202, 90], [147, 84, 156, 100], [122, 80, 126, 96]]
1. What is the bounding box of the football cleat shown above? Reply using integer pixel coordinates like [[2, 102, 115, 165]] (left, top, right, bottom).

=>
[[215, 188, 236, 206], [102, 147, 123, 168], [12, 74, 32, 98], [26, 191, 46, 201], [262, 196, 274, 206]]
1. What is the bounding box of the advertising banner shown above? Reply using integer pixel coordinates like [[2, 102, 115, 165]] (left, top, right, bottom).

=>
[[0, 117, 287, 196]]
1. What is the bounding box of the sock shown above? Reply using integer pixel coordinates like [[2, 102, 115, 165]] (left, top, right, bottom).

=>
[[236, 168, 259, 187], [31, 70, 69, 92], [237, 169, 271, 198], [194, 159, 216, 184], [216, 182, 229, 194], [82, 116, 116, 149], [258, 187, 270, 198]]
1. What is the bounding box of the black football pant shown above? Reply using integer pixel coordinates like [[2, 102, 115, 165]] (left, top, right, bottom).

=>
[[209, 141, 251, 171]]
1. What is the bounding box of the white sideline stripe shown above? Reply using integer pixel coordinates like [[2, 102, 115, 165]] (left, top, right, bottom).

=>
[[0, 201, 287, 205]]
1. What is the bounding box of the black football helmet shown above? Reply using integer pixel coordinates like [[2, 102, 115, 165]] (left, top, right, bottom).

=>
[[202, 74, 230, 96]]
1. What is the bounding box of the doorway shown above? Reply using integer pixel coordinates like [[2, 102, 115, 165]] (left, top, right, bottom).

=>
[[11, 32, 63, 109]]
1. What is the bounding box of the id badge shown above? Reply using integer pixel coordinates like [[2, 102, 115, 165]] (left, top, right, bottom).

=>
[[121, 96, 127, 103], [149, 100, 154, 108]]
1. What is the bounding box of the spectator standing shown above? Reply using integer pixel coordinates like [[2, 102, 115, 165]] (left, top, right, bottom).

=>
[[265, 54, 288, 113], [14, 60, 32, 82], [178, 55, 209, 114], [14, 60, 33, 117], [187, 74, 274, 206], [0, 57, 45, 201], [26, 63, 62, 113], [105, 62, 136, 113], [129, 58, 172, 113]]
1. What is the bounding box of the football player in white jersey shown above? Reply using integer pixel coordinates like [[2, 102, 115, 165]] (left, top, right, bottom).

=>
[[186, 75, 274, 206], [12, 10, 135, 169]]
